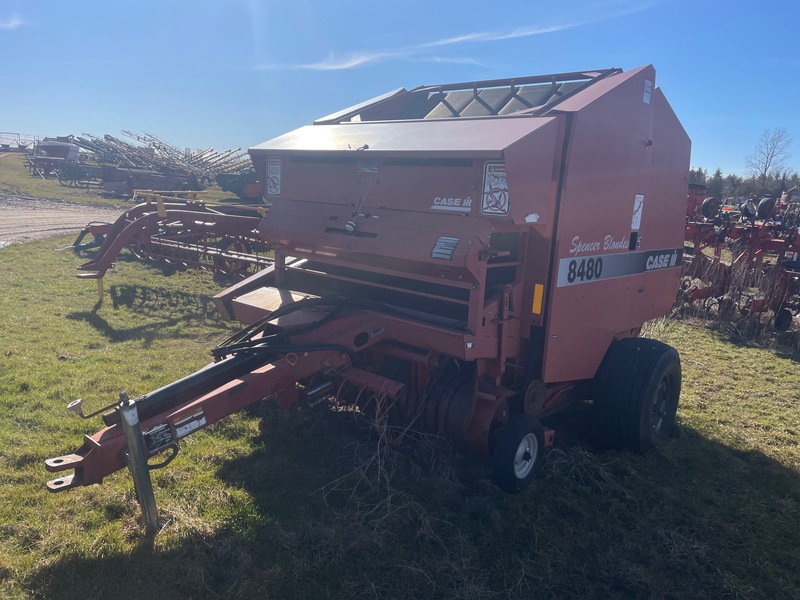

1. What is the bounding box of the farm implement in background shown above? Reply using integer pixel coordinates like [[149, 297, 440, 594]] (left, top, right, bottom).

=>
[[681, 189, 800, 330], [72, 191, 273, 294], [18, 131, 257, 198], [58, 162, 103, 188], [48, 66, 690, 534]]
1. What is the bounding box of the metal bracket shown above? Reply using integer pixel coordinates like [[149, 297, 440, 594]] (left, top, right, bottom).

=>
[[66, 397, 119, 420]]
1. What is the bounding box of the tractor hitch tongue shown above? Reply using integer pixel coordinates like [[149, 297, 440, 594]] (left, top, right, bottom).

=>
[[46, 66, 690, 532]]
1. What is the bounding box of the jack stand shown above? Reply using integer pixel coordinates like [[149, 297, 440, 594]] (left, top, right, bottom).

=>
[[118, 391, 160, 536]]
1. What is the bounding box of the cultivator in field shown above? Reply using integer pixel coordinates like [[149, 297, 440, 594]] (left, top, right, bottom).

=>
[[681, 189, 800, 330], [73, 191, 273, 288]]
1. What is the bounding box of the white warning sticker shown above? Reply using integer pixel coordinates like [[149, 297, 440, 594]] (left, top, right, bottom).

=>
[[266, 158, 282, 196], [631, 194, 644, 230], [173, 409, 207, 439], [643, 79, 653, 104], [481, 161, 509, 216]]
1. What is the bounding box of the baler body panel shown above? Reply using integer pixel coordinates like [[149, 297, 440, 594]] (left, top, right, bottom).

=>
[[540, 66, 690, 382]]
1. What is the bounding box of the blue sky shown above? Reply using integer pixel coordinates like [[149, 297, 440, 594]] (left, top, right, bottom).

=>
[[1, 0, 798, 175]]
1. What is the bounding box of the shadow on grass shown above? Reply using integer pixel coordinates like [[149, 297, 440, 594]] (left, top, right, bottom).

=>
[[107, 284, 218, 316], [719, 324, 800, 362], [82, 249, 246, 286], [24, 403, 800, 600], [66, 285, 229, 346]]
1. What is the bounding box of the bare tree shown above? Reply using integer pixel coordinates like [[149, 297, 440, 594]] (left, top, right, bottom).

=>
[[745, 127, 792, 193]]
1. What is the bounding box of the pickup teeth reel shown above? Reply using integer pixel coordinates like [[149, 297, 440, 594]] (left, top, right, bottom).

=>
[[331, 359, 475, 447]]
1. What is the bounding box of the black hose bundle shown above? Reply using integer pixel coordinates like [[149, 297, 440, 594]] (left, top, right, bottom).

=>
[[211, 295, 354, 361]]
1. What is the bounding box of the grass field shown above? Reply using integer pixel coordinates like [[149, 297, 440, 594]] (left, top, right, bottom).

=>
[[0, 234, 798, 599]]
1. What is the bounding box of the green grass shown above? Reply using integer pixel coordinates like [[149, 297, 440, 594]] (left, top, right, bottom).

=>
[[0, 238, 798, 599], [0, 153, 238, 207]]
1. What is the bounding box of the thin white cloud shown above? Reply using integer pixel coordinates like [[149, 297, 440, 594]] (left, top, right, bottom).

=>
[[420, 56, 490, 67], [256, 1, 658, 71], [303, 51, 489, 70], [0, 15, 25, 30], [422, 23, 579, 48], [298, 50, 407, 71], [420, 0, 659, 48]]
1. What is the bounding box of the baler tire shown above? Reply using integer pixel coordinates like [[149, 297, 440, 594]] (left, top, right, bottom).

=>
[[592, 337, 681, 453], [492, 415, 545, 494]]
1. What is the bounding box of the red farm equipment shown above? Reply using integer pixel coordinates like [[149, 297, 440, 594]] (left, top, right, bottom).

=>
[[681, 188, 800, 330], [46, 66, 690, 530], [71, 190, 274, 292]]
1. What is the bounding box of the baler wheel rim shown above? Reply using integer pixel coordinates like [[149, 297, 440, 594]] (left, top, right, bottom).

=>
[[513, 433, 539, 479], [650, 377, 671, 434], [492, 414, 545, 494]]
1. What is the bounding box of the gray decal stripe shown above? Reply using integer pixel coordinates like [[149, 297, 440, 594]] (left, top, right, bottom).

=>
[[556, 248, 683, 287]]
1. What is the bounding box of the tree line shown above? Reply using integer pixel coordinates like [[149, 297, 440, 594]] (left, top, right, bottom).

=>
[[689, 127, 797, 200]]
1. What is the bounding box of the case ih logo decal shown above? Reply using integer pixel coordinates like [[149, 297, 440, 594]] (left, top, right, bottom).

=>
[[266, 158, 282, 196], [556, 248, 683, 287], [431, 196, 473, 212], [481, 161, 509, 216]]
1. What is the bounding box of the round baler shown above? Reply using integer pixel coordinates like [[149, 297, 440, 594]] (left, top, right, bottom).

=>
[[46, 66, 690, 524]]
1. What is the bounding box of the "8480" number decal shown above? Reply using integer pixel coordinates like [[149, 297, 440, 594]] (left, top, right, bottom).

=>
[[566, 257, 604, 283]]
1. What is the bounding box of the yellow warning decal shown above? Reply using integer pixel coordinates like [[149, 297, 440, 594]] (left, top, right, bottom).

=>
[[532, 284, 544, 315]]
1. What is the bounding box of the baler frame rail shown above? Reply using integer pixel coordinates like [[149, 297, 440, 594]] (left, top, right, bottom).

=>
[[413, 69, 621, 93], [44, 300, 448, 494]]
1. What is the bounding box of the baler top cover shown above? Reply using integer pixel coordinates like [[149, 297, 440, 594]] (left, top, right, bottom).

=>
[[250, 70, 624, 226], [248, 67, 679, 230], [250, 70, 620, 158], [311, 69, 620, 123]]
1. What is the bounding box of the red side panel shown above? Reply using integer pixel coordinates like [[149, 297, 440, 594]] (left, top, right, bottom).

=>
[[503, 118, 560, 226], [542, 67, 690, 383]]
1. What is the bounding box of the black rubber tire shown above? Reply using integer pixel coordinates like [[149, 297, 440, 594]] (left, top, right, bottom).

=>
[[701, 197, 720, 219], [592, 337, 681, 453], [492, 415, 545, 494], [741, 200, 757, 222], [775, 308, 793, 332], [757, 197, 777, 220]]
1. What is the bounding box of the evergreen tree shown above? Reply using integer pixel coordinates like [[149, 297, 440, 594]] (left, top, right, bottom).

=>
[[708, 168, 725, 198], [689, 167, 708, 185]]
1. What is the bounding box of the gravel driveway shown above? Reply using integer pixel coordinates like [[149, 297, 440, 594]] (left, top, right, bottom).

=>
[[0, 191, 122, 247]]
